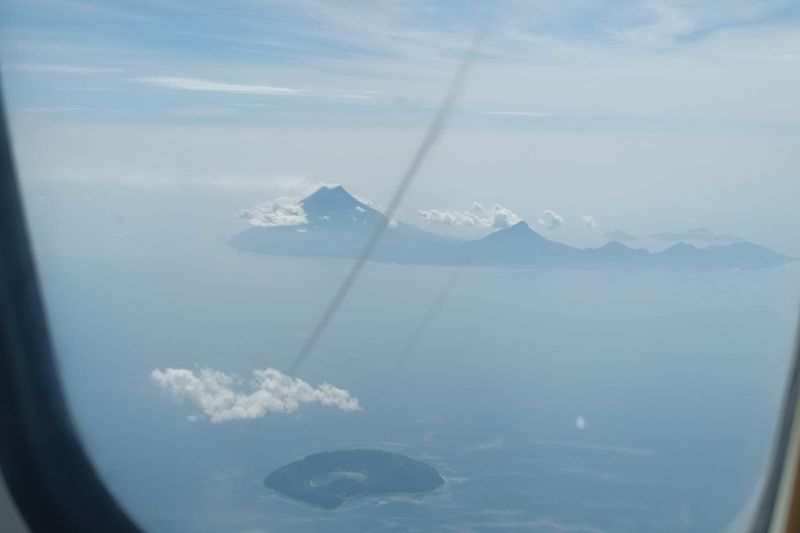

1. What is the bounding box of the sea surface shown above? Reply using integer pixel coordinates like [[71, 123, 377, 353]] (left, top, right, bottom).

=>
[[20, 183, 800, 532], [31, 242, 799, 532]]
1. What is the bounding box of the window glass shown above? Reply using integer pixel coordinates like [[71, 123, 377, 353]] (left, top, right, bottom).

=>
[[2, 1, 799, 531]]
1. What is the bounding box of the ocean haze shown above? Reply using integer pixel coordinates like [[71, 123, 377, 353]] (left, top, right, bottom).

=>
[[22, 181, 800, 532]]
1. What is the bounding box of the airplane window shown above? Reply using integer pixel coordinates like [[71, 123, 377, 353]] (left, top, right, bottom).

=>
[[2, 1, 799, 531]]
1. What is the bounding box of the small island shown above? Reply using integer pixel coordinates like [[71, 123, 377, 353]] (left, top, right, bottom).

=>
[[263, 449, 444, 509]]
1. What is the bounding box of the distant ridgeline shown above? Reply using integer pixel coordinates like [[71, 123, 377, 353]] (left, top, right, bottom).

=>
[[229, 186, 795, 270], [264, 450, 444, 509]]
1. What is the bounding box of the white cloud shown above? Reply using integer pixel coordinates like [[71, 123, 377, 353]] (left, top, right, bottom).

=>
[[575, 415, 587, 430], [236, 196, 308, 227], [418, 202, 521, 229], [538, 209, 563, 230], [418, 208, 470, 226], [151, 367, 361, 422], [580, 215, 597, 228], [131, 76, 305, 95]]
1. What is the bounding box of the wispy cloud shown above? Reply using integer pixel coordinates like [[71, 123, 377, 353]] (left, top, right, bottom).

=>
[[151, 367, 360, 422], [580, 215, 597, 228], [538, 209, 563, 230], [418, 202, 521, 229], [131, 76, 305, 95]]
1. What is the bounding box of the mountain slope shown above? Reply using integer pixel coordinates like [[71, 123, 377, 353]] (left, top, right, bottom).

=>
[[454, 221, 582, 267], [228, 186, 458, 260], [301, 185, 385, 229]]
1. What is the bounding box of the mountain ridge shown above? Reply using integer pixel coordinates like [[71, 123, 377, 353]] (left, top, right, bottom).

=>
[[228, 186, 795, 270]]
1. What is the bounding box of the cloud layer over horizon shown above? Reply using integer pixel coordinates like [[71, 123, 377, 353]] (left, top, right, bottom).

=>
[[151, 367, 361, 422], [418, 202, 521, 229], [235, 196, 308, 227]]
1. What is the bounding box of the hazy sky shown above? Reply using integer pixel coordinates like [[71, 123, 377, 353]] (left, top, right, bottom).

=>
[[1, 0, 798, 250]]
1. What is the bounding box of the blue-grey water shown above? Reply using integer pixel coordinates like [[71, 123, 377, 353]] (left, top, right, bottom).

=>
[[25, 185, 800, 533]]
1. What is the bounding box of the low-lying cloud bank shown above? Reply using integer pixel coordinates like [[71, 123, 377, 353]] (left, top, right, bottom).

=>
[[151, 367, 360, 422], [235, 196, 308, 227], [418, 202, 521, 229]]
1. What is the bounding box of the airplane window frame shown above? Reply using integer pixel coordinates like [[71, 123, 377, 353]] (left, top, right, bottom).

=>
[[0, 90, 141, 532]]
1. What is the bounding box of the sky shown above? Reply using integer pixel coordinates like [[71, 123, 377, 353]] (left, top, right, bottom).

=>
[[1, 0, 799, 251]]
